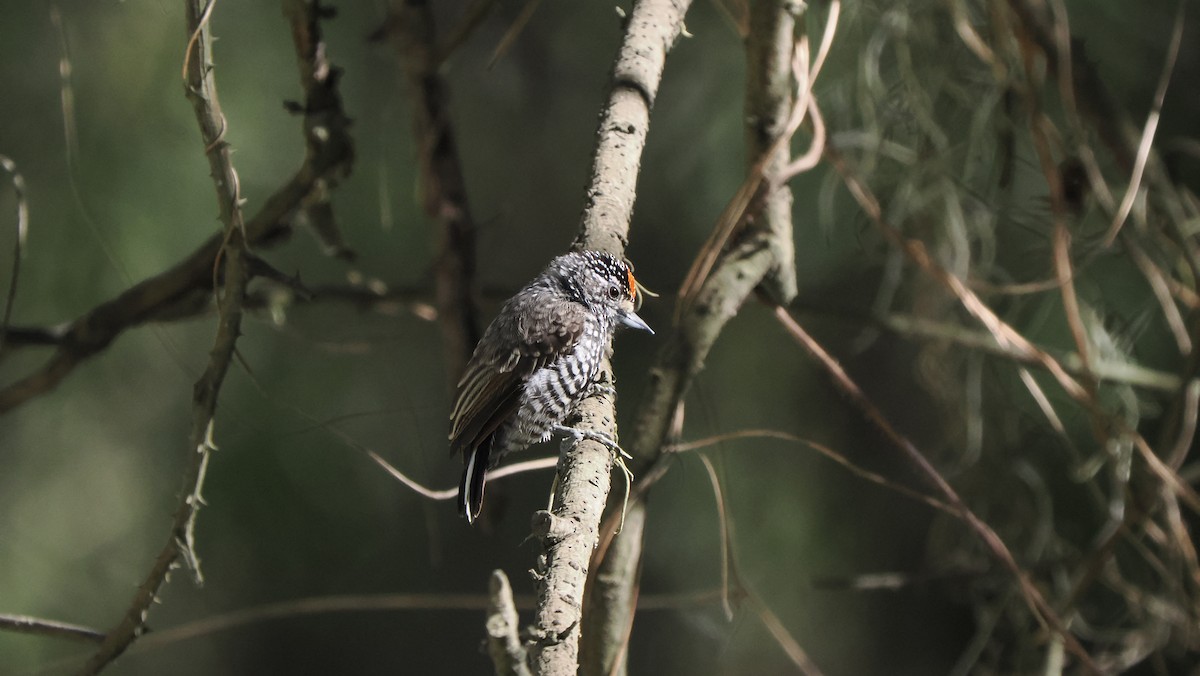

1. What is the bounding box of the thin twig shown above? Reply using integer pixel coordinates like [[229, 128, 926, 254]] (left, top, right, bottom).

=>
[[862, 310, 1183, 393], [773, 307, 1102, 673], [370, 450, 558, 501], [436, 0, 498, 63], [0, 155, 27, 354], [284, 0, 356, 260], [0, 613, 105, 643], [1124, 236, 1192, 354], [1101, 3, 1185, 247], [744, 589, 826, 676], [676, 0, 839, 316], [35, 587, 730, 672], [488, 0, 544, 68], [668, 429, 956, 514], [696, 453, 735, 620], [533, 1, 694, 674], [487, 570, 532, 676]]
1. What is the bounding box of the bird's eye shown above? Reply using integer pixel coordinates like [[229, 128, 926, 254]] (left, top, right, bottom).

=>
[[607, 285, 623, 300]]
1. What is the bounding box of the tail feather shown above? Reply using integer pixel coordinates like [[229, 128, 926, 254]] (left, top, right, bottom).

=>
[[458, 442, 492, 524]]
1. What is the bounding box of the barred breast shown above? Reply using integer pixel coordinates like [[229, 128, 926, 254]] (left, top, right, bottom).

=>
[[493, 317, 608, 460]]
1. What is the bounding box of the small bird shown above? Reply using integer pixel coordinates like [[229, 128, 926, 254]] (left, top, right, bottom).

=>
[[449, 250, 653, 523]]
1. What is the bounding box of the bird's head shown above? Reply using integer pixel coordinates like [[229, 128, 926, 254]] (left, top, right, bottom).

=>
[[555, 250, 654, 334]]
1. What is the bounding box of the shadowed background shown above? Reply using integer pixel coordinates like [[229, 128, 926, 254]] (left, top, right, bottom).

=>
[[1, 0, 1198, 674]]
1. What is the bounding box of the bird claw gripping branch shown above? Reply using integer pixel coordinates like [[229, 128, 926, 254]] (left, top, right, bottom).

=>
[[448, 250, 653, 524]]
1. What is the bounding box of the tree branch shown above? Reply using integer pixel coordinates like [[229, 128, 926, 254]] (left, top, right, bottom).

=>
[[0, 0, 352, 416], [530, 2, 691, 675], [80, 0, 251, 670], [487, 570, 532, 676], [579, 1, 807, 673], [77, 2, 351, 672], [284, 0, 356, 257], [0, 613, 105, 644], [386, 0, 481, 385], [578, 503, 644, 676], [570, 0, 690, 254]]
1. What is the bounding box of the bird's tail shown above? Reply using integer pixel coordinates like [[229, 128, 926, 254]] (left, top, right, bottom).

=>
[[458, 441, 491, 524]]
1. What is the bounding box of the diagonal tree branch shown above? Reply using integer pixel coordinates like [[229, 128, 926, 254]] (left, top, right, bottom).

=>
[[579, 1, 811, 673], [0, 613, 105, 644], [528, 1, 691, 675]]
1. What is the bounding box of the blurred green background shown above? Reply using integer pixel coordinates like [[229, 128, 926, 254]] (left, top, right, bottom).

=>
[[1, 0, 1197, 674]]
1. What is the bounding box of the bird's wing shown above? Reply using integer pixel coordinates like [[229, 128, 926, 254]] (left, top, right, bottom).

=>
[[448, 295, 587, 457]]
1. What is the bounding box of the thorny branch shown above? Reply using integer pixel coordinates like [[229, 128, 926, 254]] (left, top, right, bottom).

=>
[[773, 307, 1101, 673], [81, 0, 248, 670], [77, 2, 353, 672], [0, 0, 353, 416]]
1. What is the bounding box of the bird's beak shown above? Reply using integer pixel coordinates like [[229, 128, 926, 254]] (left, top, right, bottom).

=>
[[620, 310, 654, 334]]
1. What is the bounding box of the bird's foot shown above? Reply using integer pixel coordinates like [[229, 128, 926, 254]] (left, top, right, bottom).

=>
[[554, 425, 631, 459], [554, 424, 634, 534], [585, 380, 617, 399]]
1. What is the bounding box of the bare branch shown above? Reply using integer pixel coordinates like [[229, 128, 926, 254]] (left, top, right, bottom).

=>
[[578, 503, 645, 676], [489, 0, 544, 68], [487, 570, 532, 676], [744, 590, 825, 676], [669, 429, 956, 514], [532, 2, 693, 675], [0, 613, 104, 644], [80, 0, 251, 670], [0, 0, 353, 415], [571, 0, 691, 254], [580, 1, 822, 671], [370, 450, 558, 502], [437, 0, 498, 63], [26, 587, 728, 669], [853, 310, 1183, 393], [78, 2, 355, 671], [284, 0, 356, 257], [772, 306, 1102, 674], [1100, 3, 1185, 247], [385, 0, 481, 385]]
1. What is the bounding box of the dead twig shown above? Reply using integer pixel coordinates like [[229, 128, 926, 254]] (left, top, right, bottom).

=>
[[0, 613, 105, 644], [772, 306, 1101, 674]]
